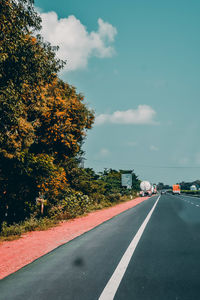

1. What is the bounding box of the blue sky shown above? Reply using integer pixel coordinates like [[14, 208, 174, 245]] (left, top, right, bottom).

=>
[[35, 0, 200, 185]]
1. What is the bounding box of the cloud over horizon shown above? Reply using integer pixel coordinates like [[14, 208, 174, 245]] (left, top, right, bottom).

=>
[[95, 105, 158, 125], [40, 12, 117, 71]]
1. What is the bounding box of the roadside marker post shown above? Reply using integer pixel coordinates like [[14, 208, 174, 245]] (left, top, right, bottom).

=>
[[36, 194, 46, 215]]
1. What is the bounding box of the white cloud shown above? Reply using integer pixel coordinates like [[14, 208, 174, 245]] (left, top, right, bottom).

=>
[[95, 105, 158, 125], [150, 145, 159, 151], [39, 12, 117, 71]]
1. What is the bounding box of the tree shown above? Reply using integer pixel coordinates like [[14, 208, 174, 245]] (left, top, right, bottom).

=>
[[100, 169, 121, 195], [67, 167, 106, 197], [99, 169, 140, 195], [0, 0, 64, 224], [31, 78, 94, 161], [0, 0, 64, 159], [0, 0, 95, 225], [157, 182, 164, 190]]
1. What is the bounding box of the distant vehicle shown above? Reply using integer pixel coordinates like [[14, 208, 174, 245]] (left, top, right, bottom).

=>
[[173, 184, 181, 195], [190, 185, 197, 191], [140, 181, 152, 197], [152, 184, 157, 194], [161, 190, 166, 194]]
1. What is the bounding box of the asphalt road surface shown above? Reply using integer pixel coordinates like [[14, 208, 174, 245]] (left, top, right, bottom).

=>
[[1, 194, 200, 300]]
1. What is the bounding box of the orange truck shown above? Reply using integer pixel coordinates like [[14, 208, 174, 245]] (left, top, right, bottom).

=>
[[173, 184, 181, 195]]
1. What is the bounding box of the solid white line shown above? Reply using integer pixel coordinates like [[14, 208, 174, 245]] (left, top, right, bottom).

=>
[[98, 196, 160, 300]]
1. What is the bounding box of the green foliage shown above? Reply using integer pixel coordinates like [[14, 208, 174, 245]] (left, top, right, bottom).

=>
[[100, 169, 121, 195], [0, 0, 140, 234], [0, 0, 64, 159], [157, 182, 172, 190], [65, 164, 106, 198], [99, 169, 140, 195], [1, 221, 22, 237], [107, 193, 121, 203], [32, 78, 94, 161], [0, 152, 62, 224], [0, 217, 57, 238], [49, 190, 92, 219], [180, 180, 200, 190], [0, 0, 95, 226]]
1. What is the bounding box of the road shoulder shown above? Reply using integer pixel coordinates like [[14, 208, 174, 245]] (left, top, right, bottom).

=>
[[0, 196, 149, 279]]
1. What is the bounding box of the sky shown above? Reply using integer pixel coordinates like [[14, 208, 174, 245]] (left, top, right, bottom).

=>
[[35, 0, 200, 185]]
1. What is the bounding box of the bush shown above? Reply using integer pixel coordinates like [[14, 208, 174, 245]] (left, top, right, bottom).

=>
[[0, 222, 22, 237], [90, 193, 106, 204], [107, 193, 121, 203], [49, 190, 92, 220]]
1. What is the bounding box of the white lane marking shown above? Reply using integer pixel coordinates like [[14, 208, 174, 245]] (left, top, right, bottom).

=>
[[181, 194, 200, 200], [173, 195, 200, 209], [98, 196, 160, 300]]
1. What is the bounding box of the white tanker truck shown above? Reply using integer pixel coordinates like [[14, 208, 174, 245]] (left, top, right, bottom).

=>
[[140, 181, 156, 197]]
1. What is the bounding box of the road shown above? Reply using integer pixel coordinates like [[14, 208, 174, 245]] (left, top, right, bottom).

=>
[[1, 194, 200, 299]]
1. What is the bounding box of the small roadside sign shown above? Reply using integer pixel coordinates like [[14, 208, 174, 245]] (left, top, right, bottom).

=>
[[121, 173, 132, 189], [36, 194, 47, 214]]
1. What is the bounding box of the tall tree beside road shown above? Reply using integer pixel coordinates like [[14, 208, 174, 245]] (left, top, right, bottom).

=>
[[31, 79, 94, 204], [33, 78, 94, 161], [0, 0, 63, 159], [0, 0, 94, 224]]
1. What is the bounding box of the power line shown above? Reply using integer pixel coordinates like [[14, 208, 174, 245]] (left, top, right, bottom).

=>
[[85, 159, 200, 169]]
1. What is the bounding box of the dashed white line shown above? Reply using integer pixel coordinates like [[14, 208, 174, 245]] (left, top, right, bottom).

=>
[[181, 194, 200, 200], [98, 196, 160, 300], [180, 197, 200, 208]]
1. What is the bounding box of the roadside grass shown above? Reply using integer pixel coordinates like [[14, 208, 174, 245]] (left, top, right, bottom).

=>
[[0, 217, 58, 241], [0, 194, 137, 242]]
